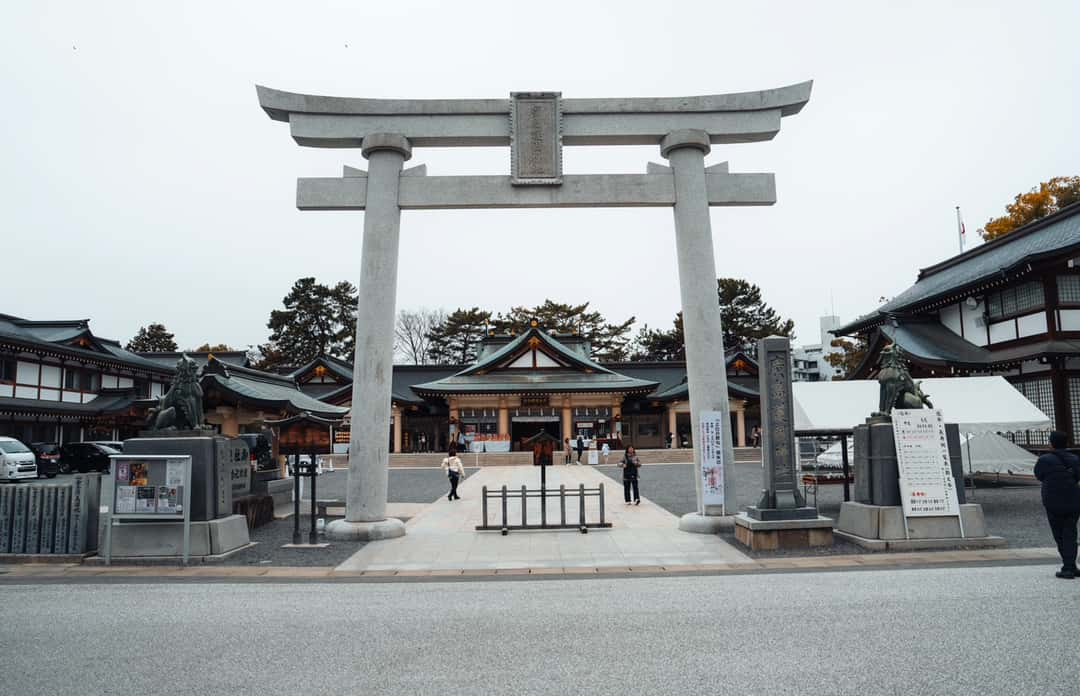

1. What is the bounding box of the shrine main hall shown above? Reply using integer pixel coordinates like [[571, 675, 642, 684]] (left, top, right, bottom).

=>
[[295, 323, 759, 454]]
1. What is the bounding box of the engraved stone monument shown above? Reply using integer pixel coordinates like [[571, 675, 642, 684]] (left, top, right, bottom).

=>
[[734, 336, 833, 549]]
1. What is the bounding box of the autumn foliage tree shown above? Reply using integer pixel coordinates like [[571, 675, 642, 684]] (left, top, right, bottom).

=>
[[982, 176, 1080, 241]]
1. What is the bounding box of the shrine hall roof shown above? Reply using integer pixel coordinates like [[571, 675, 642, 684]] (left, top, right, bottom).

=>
[[835, 202, 1080, 336]]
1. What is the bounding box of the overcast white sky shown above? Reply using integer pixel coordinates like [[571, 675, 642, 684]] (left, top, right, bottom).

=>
[[3, 1, 1078, 353]]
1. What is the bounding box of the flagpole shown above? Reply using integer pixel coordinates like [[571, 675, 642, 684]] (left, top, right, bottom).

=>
[[955, 206, 965, 254]]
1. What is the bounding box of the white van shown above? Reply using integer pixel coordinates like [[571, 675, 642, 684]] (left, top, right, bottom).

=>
[[0, 437, 38, 481]]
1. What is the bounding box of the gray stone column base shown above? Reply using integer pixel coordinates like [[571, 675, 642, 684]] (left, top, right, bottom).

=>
[[325, 518, 406, 541], [678, 512, 734, 534]]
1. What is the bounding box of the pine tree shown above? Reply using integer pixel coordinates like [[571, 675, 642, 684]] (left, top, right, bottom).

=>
[[426, 307, 492, 365], [126, 323, 178, 352], [256, 277, 358, 369]]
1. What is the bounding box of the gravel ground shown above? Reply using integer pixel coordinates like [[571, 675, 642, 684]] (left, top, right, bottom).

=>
[[598, 461, 1052, 555]]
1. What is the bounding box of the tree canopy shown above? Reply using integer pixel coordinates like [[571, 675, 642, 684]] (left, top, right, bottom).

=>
[[490, 300, 635, 362], [395, 308, 446, 365], [825, 337, 868, 380], [192, 343, 233, 352], [256, 278, 358, 369], [425, 307, 492, 365], [125, 323, 177, 352], [630, 313, 685, 362], [717, 278, 795, 353], [982, 176, 1080, 241]]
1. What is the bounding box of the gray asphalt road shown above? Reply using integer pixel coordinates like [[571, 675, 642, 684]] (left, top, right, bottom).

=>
[[3, 565, 1077, 695]]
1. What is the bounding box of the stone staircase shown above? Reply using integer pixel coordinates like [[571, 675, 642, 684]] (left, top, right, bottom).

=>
[[363, 446, 765, 468]]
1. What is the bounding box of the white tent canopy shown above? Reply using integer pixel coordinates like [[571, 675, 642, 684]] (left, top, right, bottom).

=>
[[814, 431, 1037, 476], [959, 431, 1037, 476], [792, 376, 1051, 434]]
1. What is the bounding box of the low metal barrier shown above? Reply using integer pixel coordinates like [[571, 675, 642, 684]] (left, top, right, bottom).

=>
[[476, 483, 612, 535]]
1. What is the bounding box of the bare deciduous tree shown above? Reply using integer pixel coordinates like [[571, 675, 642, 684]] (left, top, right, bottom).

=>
[[395, 308, 446, 364]]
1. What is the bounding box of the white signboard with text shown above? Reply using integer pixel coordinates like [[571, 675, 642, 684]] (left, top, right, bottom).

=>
[[892, 409, 960, 518], [699, 410, 726, 511]]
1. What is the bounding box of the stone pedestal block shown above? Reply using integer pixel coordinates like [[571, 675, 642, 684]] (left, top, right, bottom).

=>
[[835, 501, 1003, 550], [105, 514, 250, 558], [678, 512, 734, 534], [325, 517, 406, 541], [733, 513, 834, 550], [854, 421, 967, 507]]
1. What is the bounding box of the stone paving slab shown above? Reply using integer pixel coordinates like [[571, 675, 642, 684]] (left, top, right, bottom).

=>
[[333, 465, 750, 572]]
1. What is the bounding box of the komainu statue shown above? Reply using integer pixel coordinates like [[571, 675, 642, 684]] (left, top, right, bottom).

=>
[[873, 343, 932, 419], [148, 355, 206, 431]]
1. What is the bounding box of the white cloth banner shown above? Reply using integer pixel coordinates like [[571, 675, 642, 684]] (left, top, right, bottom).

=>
[[699, 410, 726, 511], [892, 409, 961, 518]]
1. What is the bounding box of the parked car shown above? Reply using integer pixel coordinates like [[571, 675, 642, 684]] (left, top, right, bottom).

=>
[[0, 436, 38, 481], [85, 440, 124, 453], [237, 433, 274, 471], [29, 442, 61, 478], [58, 442, 119, 474]]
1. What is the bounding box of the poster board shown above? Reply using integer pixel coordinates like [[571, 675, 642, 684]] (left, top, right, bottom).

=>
[[892, 409, 961, 519], [103, 455, 193, 565], [699, 410, 726, 513]]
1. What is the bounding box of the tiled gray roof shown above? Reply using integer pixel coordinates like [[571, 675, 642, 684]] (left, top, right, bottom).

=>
[[836, 203, 1080, 335]]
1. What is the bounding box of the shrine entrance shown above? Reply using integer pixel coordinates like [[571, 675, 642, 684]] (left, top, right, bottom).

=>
[[257, 82, 812, 539], [511, 419, 560, 450]]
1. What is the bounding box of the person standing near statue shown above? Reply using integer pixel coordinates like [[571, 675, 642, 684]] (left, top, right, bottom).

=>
[[1035, 431, 1080, 579], [441, 447, 466, 501], [620, 446, 641, 505]]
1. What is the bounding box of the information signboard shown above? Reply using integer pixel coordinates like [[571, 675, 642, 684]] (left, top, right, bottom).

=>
[[892, 409, 960, 519], [104, 455, 193, 564], [699, 410, 726, 512]]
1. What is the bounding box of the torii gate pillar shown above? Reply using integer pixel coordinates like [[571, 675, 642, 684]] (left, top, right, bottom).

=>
[[326, 134, 411, 541], [663, 130, 738, 532]]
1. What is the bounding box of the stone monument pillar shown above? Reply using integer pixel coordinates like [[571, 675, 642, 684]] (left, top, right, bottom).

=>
[[734, 336, 832, 549], [663, 129, 738, 533], [325, 133, 411, 541]]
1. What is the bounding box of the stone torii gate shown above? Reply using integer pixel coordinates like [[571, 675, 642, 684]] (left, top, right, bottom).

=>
[[256, 82, 812, 540]]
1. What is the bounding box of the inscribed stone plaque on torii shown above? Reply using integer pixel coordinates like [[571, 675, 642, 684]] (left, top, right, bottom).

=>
[[511, 92, 562, 184]]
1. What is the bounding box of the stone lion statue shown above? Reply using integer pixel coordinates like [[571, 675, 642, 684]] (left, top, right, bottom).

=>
[[148, 355, 205, 431], [874, 342, 932, 418]]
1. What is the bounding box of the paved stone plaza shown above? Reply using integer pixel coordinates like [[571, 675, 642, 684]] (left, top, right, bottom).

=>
[[335, 465, 749, 572]]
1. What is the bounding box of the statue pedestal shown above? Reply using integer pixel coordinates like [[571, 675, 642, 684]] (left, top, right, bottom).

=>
[[835, 502, 1004, 550], [734, 514, 834, 550]]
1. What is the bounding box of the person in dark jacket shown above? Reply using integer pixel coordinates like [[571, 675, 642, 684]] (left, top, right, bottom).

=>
[[620, 446, 641, 505], [1034, 431, 1080, 579], [575, 435, 585, 465]]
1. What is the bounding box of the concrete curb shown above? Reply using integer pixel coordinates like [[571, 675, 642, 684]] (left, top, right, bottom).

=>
[[0, 547, 1059, 582]]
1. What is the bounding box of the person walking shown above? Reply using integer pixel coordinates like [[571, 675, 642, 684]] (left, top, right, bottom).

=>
[[418, 432, 427, 453], [751, 425, 762, 448], [1034, 431, 1080, 578], [564, 437, 572, 465], [441, 447, 466, 501], [620, 446, 641, 505], [575, 435, 585, 465], [601, 441, 611, 465], [457, 429, 466, 454]]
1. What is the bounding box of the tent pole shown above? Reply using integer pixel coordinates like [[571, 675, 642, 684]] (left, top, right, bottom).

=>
[[840, 433, 851, 502]]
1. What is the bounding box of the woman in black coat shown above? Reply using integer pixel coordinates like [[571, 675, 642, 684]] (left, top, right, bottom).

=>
[[1034, 431, 1080, 579], [620, 446, 641, 505]]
